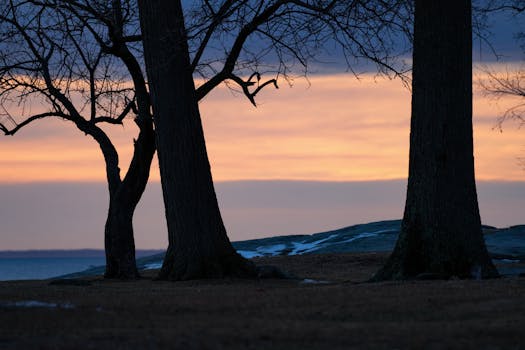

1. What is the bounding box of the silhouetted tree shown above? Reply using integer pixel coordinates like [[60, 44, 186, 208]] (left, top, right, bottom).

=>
[[372, 0, 499, 280], [138, 1, 251, 280], [477, 1, 525, 126], [137, 0, 409, 280], [476, 1, 525, 169], [1, 0, 408, 281], [482, 67, 525, 126], [0, 0, 155, 279]]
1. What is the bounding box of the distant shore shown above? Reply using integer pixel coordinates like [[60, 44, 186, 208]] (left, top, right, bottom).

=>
[[0, 250, 165, 281], [0, 249, 164, 259]]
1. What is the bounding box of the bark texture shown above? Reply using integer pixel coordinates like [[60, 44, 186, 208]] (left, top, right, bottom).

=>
[[138, 0, 256, 280], [373, 0, 498, 280]]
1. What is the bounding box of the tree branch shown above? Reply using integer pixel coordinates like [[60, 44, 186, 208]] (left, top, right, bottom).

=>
[[228, 72, 278, 106], [0, 111, 71, 135], [195, 0, 292, 100], [93, 98, 136, 124]]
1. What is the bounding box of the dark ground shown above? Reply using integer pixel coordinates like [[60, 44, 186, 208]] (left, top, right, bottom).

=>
[[1, 252, 524, 349]]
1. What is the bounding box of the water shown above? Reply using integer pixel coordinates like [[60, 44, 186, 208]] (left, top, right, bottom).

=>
[[0, 257, 105, 281]]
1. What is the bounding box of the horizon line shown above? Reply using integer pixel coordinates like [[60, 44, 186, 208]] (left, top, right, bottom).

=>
[[1, 178, 524, 185]]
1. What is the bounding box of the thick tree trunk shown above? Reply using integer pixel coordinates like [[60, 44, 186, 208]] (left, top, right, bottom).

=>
[[103, 119, 156, 279], [372, 0, 498, 280], [137, 0, 256, 280]]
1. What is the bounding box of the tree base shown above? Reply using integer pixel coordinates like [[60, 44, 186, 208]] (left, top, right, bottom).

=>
[[157, 251, 258, 281], [370, 250, 500, 282], [104, 265, 141, 280]]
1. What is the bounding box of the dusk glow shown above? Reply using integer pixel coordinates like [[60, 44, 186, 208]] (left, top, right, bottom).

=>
[[1, 71, 523, 183], [1, 69, 524, 249]]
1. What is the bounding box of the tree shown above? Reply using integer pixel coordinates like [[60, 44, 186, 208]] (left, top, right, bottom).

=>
[[479, 1, 525, 169], [0, 0, 155, 279], [477, 1, 525, 129], [372, 0, 499, 280], [137, 0, 261, 280], [137, 0, 409, 280], [482, 67, 525, 127], [0, 0, 406, 280]]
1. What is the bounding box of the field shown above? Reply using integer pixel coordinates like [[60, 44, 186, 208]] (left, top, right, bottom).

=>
[[1, 252, 525, 349]]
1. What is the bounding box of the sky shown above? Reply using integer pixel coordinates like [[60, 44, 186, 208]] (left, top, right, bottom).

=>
[[0, 9, 524, 250], [1, 71, 524, 250]]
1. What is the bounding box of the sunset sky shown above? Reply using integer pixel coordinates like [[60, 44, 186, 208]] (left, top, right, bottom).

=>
[[1, 68, 524, 250], [2, 72, 524, 183], [1, 8, 524, 250]]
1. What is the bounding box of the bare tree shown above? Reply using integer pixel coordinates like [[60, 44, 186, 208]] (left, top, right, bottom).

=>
[[372, 0, 498, 281], [0, 0, 155, 279], [137, 0, 409, 280], [478, 0, 525, 123], [481, 67, 525, 127], [476, 0, 525, 169], [1, 0, 408, 280]]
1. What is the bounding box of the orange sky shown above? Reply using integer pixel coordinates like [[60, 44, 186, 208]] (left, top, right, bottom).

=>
[[0, 71, 523, 183], [1, 70, 524, 249]]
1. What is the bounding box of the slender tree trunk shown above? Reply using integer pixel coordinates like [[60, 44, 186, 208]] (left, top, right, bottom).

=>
[[103, 119, 156, 279], [137, 0, 256, 280], [80, 110, 155, 279], [103, 2, 157, 278], [373, 0, 498, 280], [104, 194, 138, 278]]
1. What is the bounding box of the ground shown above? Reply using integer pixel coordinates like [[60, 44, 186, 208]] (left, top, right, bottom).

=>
[[1, 252, 524, 349]]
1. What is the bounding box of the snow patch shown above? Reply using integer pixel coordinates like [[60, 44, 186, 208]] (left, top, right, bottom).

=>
[[369, 229, 398, 234], [143, 262, 163, 270], [256, 244, 287, 256], [1, 300, 75, 309], [236, 230, 388, 258], [495, 258, 521, 264], [291, 234, 339, 254], [237, 250, 262, 259], [335, 232, 379, 244], [238, 244, 287, 258], [301, 278, 331, 284]]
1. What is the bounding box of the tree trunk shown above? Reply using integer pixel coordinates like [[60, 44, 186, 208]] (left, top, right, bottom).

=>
[[103, 118, 156, 279], [137, 0, 256, 280], [102, 3, 157, 279], [372, 0, 498, 280], [104, 196, 138, 278]]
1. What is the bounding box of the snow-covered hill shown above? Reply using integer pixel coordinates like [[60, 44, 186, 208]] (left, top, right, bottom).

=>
[[64, 220, 525, 278]]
